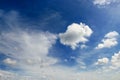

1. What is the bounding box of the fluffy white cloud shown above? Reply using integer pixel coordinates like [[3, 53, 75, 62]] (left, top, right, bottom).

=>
[[59, 23, 93, 50], [110, 51, 120, 69], [96, 31, 119, 49], [105, 31, 119, 38], [95, 57, 109, 65], [95, 51, 120, 71], [93, 0, 120, 6]]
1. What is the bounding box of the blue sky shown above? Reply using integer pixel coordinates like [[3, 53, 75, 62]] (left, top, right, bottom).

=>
[[0, 0, 120, 80]]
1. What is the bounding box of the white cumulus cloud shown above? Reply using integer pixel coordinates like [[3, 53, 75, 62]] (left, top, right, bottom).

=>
[[59, 23, 93, 50], [95, 31, 119, 49], [95, 57, 109, 65], [95, 51, 120, 71], [110, 51, 120, 69]]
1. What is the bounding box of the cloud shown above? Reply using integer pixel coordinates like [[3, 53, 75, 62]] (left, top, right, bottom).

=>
[[0, 67, 120, 80], [76, 58, 87, 69], [95, 51, 120, 71], [0, 26, 119, 80], [93, 0, 120, 6], [0, 70, 28, 80], [3, 58, 17, 66], [59, 23, 93, 50], [95, 57, 109, 65], [93, 0, 111, 6], [95, 31, 119, 49], [0, 10, 120, 80], [110, 51, 120, 69], [80, 44, 87, 49], [0, 30, 58, 69], [0, 30, 68, 80], [105, 31, 119, 38]]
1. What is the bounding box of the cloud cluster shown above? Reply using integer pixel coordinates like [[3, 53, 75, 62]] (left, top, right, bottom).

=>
[[0, 29, 120, 80], [0, 10, 120, 80], [59, 23, 93, 50], [95, 51, 120, 71], [96, 31, 119, 49]]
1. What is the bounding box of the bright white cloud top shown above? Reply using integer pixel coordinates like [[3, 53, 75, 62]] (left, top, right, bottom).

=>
[[59, 23, 93, 50], [96, 31, 119, 49]]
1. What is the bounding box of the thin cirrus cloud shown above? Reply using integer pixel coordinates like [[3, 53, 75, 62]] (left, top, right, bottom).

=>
[[59, 23, 93, 50], [95, 31, 119, 49]]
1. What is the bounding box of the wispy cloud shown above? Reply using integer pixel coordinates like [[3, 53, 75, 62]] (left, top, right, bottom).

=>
[[93, 0, 120, 6]]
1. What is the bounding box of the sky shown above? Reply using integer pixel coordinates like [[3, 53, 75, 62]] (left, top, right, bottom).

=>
[[0, 0, 120, 80]]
